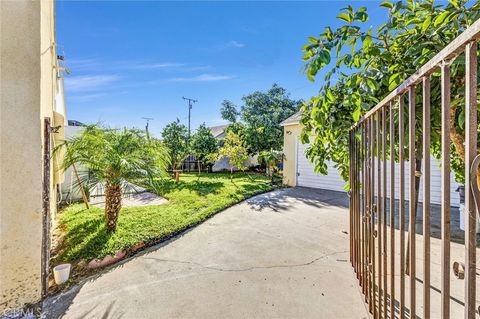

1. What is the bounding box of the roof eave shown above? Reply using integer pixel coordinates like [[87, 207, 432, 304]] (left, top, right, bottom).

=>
[[280, 121, 300, 127]]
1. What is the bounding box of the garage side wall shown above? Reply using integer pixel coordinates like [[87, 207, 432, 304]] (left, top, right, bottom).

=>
[[282, 123, 303, 186]]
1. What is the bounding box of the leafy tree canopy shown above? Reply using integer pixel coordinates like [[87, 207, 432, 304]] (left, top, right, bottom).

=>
[[191, 123, 219, 166], [218, 131, 249, 174], [301, 0, 480, 183], [221, 99, 239, 123], [223, 84, 302, 154], [161, 118, 189, 170], [242, 84, 302, 153]]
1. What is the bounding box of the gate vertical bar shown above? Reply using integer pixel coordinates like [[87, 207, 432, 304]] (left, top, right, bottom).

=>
[[464, 40, 477, 319], [440, 62, 451, 319], [357, 128, 361, 277], [353, 129, 357, 271], [350, 130, 353, 265], [389, 101, 396, 318], [371, 116, 376, 316], [355, 129, 361, 280], [377, 111, 382, 319], [353, 129, 357, 270], [399, 96, 406, 319], [365, 119, 372, 312], [408, 85, 416, 319], [361, 124, 365, 291], [382, 106, 388, 318], [423, 76, 431, 319], [350, 130, 353, 264], [362, 122, 368, 300]]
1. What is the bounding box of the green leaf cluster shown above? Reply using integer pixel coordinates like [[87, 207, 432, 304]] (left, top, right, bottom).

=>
[[61, 124, 170, 192], [301, 0, 480, 184], [221, 84, 302, 154], [218, 131, 249, 172], [191, 123, 219, 166], [161, 119, 190, 170]]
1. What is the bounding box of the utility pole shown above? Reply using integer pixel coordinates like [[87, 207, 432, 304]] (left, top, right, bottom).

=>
[[182, 96, 198, 144], [142, 117, 154, 139]]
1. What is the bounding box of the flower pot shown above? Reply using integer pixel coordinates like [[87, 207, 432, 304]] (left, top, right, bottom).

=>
[[53, 263, 71, 285]]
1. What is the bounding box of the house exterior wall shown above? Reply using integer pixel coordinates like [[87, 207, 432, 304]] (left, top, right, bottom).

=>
[[60, 126, 86, 203], [0, 0, 58, 311], [212, 155, 258, 172], [282, 123, 303, 186]]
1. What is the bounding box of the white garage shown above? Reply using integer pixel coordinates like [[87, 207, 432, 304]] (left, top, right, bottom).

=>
[[294, 137, 461, 206], [281, 112, 461, 207], [296, 140, 346, 192]]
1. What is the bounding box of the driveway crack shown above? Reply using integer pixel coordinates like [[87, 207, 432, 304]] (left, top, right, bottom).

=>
[[140, 250, 348, 273]]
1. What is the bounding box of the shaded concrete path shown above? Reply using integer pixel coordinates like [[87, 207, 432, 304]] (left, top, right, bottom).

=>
[[44, 188, 368, 318]]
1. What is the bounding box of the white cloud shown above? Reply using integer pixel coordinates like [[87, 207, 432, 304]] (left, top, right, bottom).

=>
[[167, 74, 234, 82], [180, 65, 211, 72], [68, 91, 128, 102], [66, 58, 101, 71], [65, 57, 210, 74], [65, 75, 121, 92], [127, 62, 186, 70], [227, 40, 245, 48], [69, 92, 108, 102]]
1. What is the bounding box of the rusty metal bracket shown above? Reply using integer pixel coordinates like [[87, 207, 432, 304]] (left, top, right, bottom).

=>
[[469, 154, 480, 219], [49, 125, 61, 133], [453, 261, 465, 279]]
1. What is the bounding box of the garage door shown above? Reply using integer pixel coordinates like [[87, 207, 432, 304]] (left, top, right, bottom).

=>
[[296, 140, 346, 192], [295, 139, 460, 206]]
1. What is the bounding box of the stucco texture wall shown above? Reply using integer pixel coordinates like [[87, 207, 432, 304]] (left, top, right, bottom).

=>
[[282, 123, 303, 187], [0, 0, 57, 311]]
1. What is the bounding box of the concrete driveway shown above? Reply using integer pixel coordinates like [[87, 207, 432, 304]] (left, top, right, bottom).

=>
[[44, 188, 369, 319]]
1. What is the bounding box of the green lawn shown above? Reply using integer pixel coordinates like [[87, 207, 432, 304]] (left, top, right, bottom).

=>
[[54, 172, 273, 264]]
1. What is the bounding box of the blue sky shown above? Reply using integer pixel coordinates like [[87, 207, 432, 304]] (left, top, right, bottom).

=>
[[56, 1, 387, 136]]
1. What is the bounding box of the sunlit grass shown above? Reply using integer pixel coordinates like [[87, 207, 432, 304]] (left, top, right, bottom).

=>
[[54, 172, 273, 263]]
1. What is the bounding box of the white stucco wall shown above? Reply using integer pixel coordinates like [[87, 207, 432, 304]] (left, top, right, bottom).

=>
[[0, 0, 58, 311], [60, 126, 86, 203]]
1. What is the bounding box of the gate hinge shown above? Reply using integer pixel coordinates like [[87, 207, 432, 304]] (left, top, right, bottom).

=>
[[49, 125, 61, 133]]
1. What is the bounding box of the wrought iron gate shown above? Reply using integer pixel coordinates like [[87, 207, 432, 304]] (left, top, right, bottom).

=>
[[349, 19, 480, 319]]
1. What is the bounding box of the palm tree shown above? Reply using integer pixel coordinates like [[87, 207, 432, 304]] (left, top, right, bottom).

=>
[[258, 150, 283, 183], [61, 125, 170, 232]]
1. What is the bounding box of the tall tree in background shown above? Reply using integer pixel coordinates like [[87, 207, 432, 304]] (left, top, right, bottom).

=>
[[161, 119, 190, 170], [221, 99, 239, 123], [191, 123, 219, 170], [240, 84, 302, 154], [301, 0, 480, 184]]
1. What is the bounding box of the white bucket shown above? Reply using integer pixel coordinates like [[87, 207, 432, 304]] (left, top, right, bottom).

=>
[[458, 203, 480, 233], [53, 263, 71, 285]]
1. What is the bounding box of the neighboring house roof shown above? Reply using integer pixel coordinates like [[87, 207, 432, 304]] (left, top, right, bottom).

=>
[[280, 111, 302, 126], [209, 124, 229, 138], [68, 119, 85, 126]]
